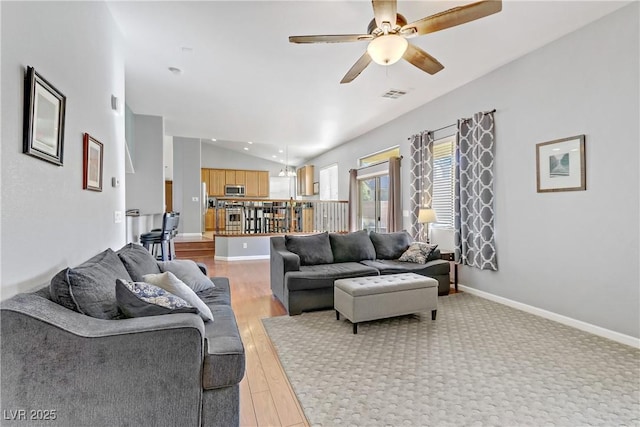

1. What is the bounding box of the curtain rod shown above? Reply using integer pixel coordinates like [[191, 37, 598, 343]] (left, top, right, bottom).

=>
[[349, 155, 403, 172], [407, 109, 496, 140]]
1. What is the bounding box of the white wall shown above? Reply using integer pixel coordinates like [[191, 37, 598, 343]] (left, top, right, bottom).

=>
[[306, 4, 640, 338], [201, 142, 284, 175], [173, 137, 202, 234], [125, 114, 164, 214], [1, 1, 126, 298], [163, 135, 174, 180]]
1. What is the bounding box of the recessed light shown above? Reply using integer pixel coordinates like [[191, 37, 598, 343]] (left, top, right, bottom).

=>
[[244, 147, 249, 151], [278, 149, 284, 153], [247, 141, 253, 145], [168, 67, 182, 75], [211, 138, 217, 142]]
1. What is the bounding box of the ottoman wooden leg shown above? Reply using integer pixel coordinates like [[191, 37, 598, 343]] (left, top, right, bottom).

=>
[[353, 323, 358, 334], [336, 310, 340, 320], [431, 309, 437, 320]]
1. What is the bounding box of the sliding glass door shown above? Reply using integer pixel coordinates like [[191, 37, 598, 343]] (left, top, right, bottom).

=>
[[359, 175, 389, 232]]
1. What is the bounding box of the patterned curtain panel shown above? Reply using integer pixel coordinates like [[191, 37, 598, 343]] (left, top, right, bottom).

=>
[[454, 111, 497, 270], [387, 157, 402, 232], [409, 131, 434, 240]]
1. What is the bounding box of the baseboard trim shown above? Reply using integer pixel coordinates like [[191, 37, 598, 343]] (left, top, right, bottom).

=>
[[214, 255, 270, 261], [458, 284, 640, 349]]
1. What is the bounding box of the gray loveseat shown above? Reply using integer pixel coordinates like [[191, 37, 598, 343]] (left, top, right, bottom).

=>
[[270, 230, 451, 315], [1, 244, 244, 427]]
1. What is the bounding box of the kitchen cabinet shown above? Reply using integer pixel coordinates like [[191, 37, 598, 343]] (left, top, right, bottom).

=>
[[205, 209, 215, 230], [225, 170, 236, 185], [235, 170, 246, 186], [245, 171, 259, 197], [209, 169, 226, 196], [258, 171, 269, 197], [297, 165, 314, 196], [215, 209, 226, 231], [201, 169, 209, 188]]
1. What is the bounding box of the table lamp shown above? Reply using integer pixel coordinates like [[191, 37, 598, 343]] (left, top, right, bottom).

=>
[[418, 208, 438, 243]]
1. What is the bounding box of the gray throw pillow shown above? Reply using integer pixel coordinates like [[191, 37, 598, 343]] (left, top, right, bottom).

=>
[[329, 230, 376, 263], [157, 259, 215, 292], [398, 243, 438, 264], [116, 243, 162, 282], [285, 232, 334, 266], [116, 279, 198, 318], [50, 249, 132, 319], [369, 231, 412, 260]]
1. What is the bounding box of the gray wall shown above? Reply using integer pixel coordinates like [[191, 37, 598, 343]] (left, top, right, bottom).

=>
[[201, 142, 284, 175], [125, 114, 164, 214], [173, 137, 203, 234], [306, 4, 640, 338], [1, 1, 126, 298]]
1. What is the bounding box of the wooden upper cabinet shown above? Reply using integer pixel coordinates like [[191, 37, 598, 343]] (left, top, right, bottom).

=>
[[225, 170, 236, 185], [245, 171, 259, 197], [235, 170, 246, 186], [258, 171, 269, 197], [209, 169, 226, 196], [297, 165, 314, 196], [201, 169, 210, 186]]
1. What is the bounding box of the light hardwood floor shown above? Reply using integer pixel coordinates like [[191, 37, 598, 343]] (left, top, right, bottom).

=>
[[198, 258, 309, 427]]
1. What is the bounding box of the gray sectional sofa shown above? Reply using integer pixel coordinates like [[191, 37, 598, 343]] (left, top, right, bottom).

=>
[[270, 230, 451, 315], [0, 243, 244, 427]]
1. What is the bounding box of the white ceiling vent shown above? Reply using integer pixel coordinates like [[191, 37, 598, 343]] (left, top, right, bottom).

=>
[[381, 89, 408, 99]]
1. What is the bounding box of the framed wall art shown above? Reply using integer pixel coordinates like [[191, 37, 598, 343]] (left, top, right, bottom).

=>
[[83, 133, 104, 191], [23, 66, 66, 166], [536, 135, 586, 193]]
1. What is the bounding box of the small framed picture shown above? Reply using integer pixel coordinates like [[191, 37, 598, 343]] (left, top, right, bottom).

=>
[[23, 66, 66, 166], [536, 135, 586, 193], [83, 133, 104, 191]]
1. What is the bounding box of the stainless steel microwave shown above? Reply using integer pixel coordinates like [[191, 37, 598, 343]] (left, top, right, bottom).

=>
[[224, 185, 245, 196]]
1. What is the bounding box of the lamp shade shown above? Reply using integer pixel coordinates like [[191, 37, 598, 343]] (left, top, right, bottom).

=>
[[367, 34, 408, 65], [418, 208, 438, 224]]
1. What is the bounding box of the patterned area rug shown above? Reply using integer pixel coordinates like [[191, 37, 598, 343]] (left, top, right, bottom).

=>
[[262, 293, 640, 427]]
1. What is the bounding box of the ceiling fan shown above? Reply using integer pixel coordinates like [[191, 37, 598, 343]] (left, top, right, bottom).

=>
[[289, 0, 502, 84]]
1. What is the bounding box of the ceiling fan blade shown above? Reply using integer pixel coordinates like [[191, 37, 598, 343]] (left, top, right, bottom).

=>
[[403, 43, 444, 75], [372, 0, 397, 30], [289, 34, 373, 44], [340, 52, 372, 84], [401, 0, 502, 37]]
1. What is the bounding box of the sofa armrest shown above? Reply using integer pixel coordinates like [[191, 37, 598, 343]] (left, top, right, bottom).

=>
[[270, 237, 300, 305], [1, 294, 204, 427]]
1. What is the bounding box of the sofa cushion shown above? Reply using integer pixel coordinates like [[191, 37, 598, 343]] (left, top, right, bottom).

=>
[[285, 232, 333, 266], [398, 243, 438, 264], [202, 305, 245, 390], [285, 262, 379, 292], [143, 272, 214, 322], [116, 279, 198, 318], [157, 259, 215, 292], [329, 230, 376, 263], [369, 231, 412, 260], [50, 248, 132, 319], [360, 259, 451, 276], [116, 243, 161, 282], [197, 277, 231, 307]]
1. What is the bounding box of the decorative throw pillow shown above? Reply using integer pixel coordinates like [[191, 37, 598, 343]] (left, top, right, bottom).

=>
[[116, 243, 162, 282], [116, 279, 198, 318], [285, 232, 334, 266], [49, 249, 132, 319], [369, 231, 412, 260], [329, 230, 376, 263], [142, 271, 214, 321], [157, 259, 214, 292], [398, 242, 439, 264]]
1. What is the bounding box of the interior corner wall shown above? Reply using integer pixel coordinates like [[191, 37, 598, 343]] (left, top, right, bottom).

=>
[[0, 1, 126, 298], [306, 3, 640, 338], [173, 137, 202, 234], [125, 114, 164, 214]]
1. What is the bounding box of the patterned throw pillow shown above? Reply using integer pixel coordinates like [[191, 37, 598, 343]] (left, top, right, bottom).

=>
[[143, 271, 214, 322], [115, 279, 198, 318], [398, 243, 439, 264]]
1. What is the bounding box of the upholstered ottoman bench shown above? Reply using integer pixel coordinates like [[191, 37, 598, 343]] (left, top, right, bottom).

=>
[[334, 272, 438, 334]]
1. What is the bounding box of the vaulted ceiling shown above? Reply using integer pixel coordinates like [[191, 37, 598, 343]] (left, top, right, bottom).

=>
[[107, 1, 629, 165]]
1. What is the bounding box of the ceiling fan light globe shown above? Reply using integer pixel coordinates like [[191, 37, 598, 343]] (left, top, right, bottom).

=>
[[367, 34, 408, 65]]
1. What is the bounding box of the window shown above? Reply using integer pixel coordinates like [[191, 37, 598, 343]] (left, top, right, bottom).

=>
[[432, 136, 455, 229], [359, 175, 389, 232], [319, 164, 339, 200], [358, 146, 400, 167]]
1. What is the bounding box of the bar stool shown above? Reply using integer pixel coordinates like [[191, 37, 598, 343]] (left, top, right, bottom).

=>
[[140, 212, 179, 261]]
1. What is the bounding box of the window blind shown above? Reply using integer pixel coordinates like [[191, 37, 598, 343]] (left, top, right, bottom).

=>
[[432, 137, 455, 229]]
